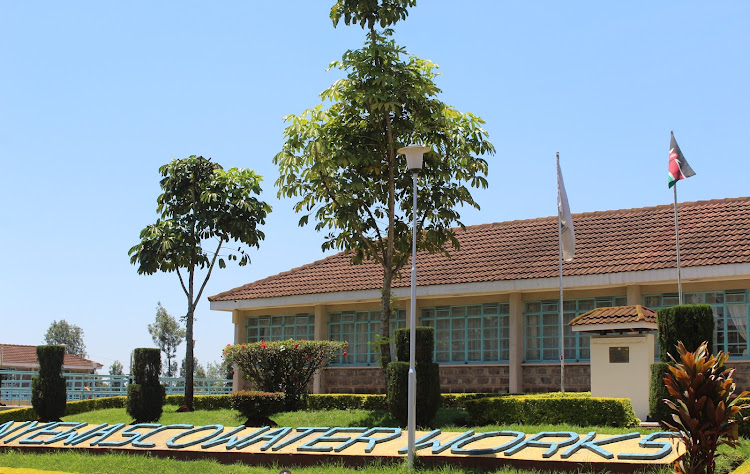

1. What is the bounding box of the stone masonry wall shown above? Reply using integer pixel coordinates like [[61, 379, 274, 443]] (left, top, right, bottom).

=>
[[521, 363, 590, 393], [321, 365, 511, 394]]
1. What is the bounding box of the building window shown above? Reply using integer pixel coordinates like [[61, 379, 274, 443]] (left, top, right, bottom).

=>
[[524, 296, 627, 362], [644, 290, 750, 358], [245, 314, 315, 343], [328, 310, 406, 365], [420, 303, 510, 363]]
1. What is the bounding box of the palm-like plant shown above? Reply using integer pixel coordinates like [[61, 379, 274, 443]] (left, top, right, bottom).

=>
[[663, 341, 749, 474]]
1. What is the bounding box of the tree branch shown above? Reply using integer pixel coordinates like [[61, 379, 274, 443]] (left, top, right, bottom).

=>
[[194, 239, 224, 305]]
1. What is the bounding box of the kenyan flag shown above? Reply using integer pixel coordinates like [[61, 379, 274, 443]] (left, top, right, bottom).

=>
[[668, 131, 696, 188]]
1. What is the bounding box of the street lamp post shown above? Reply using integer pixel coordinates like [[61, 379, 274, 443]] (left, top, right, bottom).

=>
[[397, 144, 430, 469]]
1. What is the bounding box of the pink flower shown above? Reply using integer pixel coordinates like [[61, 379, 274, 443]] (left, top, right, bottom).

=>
[[342, 351, 347, 356], [261, 341, 267, 349], [242, 345, 245, 349], [294, 344, 298, 349], [305, 356, 310, 361]]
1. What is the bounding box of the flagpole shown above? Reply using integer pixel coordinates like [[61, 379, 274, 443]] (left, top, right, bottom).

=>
[[557, 152, 565, 393], [673, 182, 683, 305]]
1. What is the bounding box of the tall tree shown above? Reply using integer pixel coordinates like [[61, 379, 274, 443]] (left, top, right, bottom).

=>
[[275, 2, 493, 368], [129, 156, 270, 410], [147, 302, 185, 377], [44, 320, 87, 358], [109, 360, 124, 375], [180, 356, 206, 379]]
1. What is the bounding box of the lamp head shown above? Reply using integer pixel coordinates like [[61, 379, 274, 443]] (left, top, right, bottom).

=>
[[397, 144, 430, 173]]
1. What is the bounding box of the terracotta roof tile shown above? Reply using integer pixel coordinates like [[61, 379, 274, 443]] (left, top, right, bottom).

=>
[[210, 197, 750, 302], [569, 305, 657, 326], [0, 344, 103, 369]]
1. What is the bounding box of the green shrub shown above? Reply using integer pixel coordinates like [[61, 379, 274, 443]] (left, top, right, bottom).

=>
[[440, 393, 497, 408], [738, 397, 750, 439], [394, 327, 434, 362], [305, 394, 387, 411], [649, 362, 672, 422], [465, 394, 639, 427], [65, 397, 127, 416], [225, 339, 346, 411], [165, 394, 232, 410], [663, 341, 749, 474], [126, 348, 165, 422], [31, 345, 67, 422], [0, 407, 37, 424], [229, 390, 285, 422], [386, 361, 441, 427], [657, 304, 714, 362], [387, 327, 441, 428]]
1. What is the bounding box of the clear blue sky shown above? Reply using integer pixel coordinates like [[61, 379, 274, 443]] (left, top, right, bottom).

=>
[[1, 1, 747, 373]]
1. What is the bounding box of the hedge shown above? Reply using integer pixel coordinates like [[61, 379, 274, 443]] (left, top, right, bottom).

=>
[[305, 394, 387, 410], [657, 304, 714, 362], [465, 394, 639, 427], [649, 362, 672, 422]]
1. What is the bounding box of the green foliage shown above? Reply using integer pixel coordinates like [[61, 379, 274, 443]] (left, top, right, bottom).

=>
[[164, 395, 232, 411], [275, 18, 494, 370], [148, 302, 185, 377], [229, 390, 286, 421], [36, 345, 65, 377], [126, 348, 165, 422], [394, 326, 433, 362], [663, 341, 750, 474], [109, 360, 124, 376], [657, 304, 714, 362], [225, 339, 346, 411], [465, 394, 640, 428], [31, 345, 67, 422], [649, 362, 672, 422], [386, 361, 441, 427], [440, 393, 497, 408], [129, 155, 270, 410], [305, 393, 387, 410], [330, 0, 416, 30], [131, 348, 162, 386], [44, 320, 87, 358]]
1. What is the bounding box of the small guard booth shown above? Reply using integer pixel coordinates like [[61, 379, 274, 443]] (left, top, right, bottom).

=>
[[569, 305, 658, 421]]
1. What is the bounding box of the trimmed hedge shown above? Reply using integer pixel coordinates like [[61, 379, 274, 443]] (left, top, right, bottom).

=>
[[649, 363, 672, 422], [126, 348, 165, 422], [395, 327, 434, 363], [306, 394, 387, 411], [229, 391, 285, 421], [165, 394, 232, 410], [465, 394, 639, 427], [657, 304, 714, 362], [31, 345, 67, 422], [386, 361, 441, 427]]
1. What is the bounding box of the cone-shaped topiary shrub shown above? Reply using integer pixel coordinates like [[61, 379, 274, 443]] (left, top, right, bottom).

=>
[[387, 326, 441, 427], [31, 345, 67, 421], [127, 348, 165, 422]]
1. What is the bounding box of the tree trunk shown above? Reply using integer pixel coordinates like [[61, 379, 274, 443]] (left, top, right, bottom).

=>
[[380, 269, 394, 369], [184, 303, 195, 411]]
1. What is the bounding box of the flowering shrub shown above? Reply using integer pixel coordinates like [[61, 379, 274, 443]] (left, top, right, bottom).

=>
[[224, 339, 347, 410]]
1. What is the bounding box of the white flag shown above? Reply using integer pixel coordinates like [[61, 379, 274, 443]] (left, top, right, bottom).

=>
[[557, 155, 575, 261]]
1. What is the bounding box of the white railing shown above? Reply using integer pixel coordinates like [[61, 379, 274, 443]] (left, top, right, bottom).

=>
[[0, 370, 232, 407]]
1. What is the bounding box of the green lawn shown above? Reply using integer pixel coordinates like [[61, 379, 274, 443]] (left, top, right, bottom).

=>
[[0, 404, 746, 473]]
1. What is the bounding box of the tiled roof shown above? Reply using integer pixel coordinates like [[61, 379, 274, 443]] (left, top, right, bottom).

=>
[[210, 197, 750, 302], [569, 305, 657, 327], [0, 344, 103, 369]]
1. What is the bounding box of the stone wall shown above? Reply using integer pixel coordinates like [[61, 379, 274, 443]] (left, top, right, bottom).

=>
[[322, 366, 387, 394], [321, 364, 511, 394], [521, 363, 590, 393], [728, 360, 750, 393]]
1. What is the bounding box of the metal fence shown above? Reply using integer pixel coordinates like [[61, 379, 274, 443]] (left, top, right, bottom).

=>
[[0, 370, 232, 407]]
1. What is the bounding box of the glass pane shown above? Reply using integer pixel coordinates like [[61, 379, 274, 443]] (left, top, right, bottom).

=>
[[525, 302, 541, 313], [452, 306, 466, 317], [644, 296, 661, 307]]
